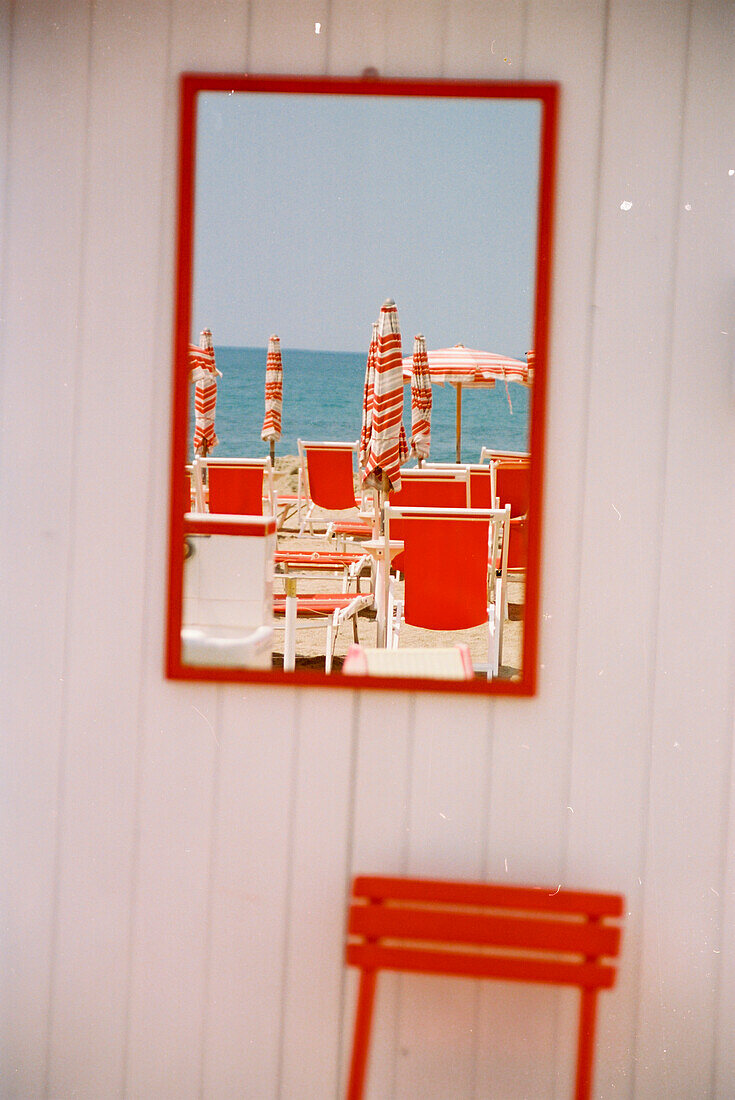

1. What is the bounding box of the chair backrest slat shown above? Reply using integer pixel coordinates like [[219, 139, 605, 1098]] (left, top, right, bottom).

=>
[[346, 943, 618, 991], [349, 903, 621, 957], [353, 875, 623, 918]]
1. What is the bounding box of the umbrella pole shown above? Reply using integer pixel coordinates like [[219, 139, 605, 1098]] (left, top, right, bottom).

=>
[[376, 471, 391, 649], [455, 382, 462, 462], [269, 439, 275, 467]]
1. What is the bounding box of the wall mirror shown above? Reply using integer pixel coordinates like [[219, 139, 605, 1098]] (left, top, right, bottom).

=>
[[167, 73, 556, 694]]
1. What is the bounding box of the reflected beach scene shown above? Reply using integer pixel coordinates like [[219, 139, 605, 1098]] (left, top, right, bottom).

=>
[[169, 76, 556, 690]]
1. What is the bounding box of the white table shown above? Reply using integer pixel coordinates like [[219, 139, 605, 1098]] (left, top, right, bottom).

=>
[[360, 538, 404, 647]]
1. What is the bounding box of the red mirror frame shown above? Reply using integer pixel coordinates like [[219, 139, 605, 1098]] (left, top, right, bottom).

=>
[[166, 72, 557, 695]]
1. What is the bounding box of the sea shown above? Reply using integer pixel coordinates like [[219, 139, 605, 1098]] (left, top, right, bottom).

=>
[[193, 346, 530, 463]]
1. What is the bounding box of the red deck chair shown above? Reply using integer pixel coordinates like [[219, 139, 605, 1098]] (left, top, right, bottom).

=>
[[383, 504, 509, 678], [387, 467, 471, 575], [193, 457, 275, 518], [494, 459, 530, 519], [493, 459, 531, 601], [424, 461, 496, 509], [297, 440, 371, 541], [345, 875, 624, 1100]]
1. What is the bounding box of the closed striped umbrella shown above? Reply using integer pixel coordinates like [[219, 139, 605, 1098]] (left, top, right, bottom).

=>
[[359, 321, 378, 470], [261, 333, 284, 463], [190, 328, 221, 457], [409, 333, 432, 463], [363, 298, 407, 493]]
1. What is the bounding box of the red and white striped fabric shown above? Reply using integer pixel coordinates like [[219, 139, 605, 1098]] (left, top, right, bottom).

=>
[[363, 299, 407, 493], [359, 321, 378, 469], [261, 333, 283, 444], [526, 349, 535, 385], [401, 344, 530, 387], [190, 328, 220, 456], [409, 333, 432, 461]]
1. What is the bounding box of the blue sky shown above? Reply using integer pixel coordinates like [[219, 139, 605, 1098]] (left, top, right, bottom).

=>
[[192, 90, 541, 356]]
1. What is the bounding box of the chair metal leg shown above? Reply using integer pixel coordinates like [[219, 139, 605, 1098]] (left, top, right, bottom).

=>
[[575, 987, 598, 1100], [284, 585, 297, 672], [347, 969, 377, 1100], [325, 616, 336, 674]]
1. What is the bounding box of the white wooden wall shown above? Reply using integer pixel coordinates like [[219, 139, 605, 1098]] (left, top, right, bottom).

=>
[[2, 1, 734, 1096]]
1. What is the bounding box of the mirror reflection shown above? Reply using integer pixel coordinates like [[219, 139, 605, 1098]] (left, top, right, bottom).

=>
[[174, 78, 552, 687]]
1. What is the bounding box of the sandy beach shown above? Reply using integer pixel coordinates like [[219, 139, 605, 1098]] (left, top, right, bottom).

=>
[[271, 456, 524, 679]]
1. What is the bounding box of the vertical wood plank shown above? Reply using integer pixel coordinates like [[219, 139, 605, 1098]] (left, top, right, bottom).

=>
[[278, 689, 358, 1097], [0, 5, 93, 1097], [394, 695, 492, 1100], [326, 0, 387, 76], [248, 0, 330, 74], [565, 2, 691, 1096], [443, 0, 525, 78], [44, 4, 172, 1096], [634, 1, 735, 1094], [381, 0, 449, 77], [476, 3, 609, 1097], [200, 686, 299, 1096], [344, 691, 414, 1100], [124, 689, 219, 1098], [124, 4, 251, 1095], [715, 712, 735, 1097]]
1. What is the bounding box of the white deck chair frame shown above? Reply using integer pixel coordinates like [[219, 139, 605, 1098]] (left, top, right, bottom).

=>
[[274, 578, 374, 674], [479, 446, 530, 465]]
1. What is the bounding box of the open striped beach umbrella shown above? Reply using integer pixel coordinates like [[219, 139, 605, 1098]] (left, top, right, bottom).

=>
[[400, 344, 530, 461], [261, 333, 284, 463], [359, 321, 378, 470], [190, 327, 221, 457], [363, 298, 407, 494], [409, 333, 432, 464]]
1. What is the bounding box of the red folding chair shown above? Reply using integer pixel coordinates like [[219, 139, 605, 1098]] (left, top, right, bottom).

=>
[[383, 504, 509, 678], [297, 440, 371, 541], [493, 459, 531, 625], [387, 467, 470, 575], [345, 875, 624, 1100], [193, 457, 275, 517], [424, 461, 496, 509]]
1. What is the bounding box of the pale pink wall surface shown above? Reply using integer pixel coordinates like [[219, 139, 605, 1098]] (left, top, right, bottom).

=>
[[1, 2, 734, 1097]]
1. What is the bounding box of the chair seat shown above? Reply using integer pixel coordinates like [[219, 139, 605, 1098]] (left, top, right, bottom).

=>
[[274, 550, 367, 566], [330, 521, 372, 535]]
